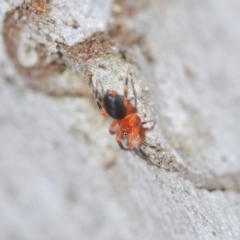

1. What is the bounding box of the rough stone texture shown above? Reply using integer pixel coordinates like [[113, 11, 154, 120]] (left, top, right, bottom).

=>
[[0, 0, 240, 240]]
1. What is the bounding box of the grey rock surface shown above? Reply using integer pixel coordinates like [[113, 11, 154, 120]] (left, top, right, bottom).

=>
[[0, 0, 240, 240]]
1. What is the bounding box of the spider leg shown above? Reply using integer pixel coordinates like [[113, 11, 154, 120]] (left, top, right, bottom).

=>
[[109, 120, 118, 135], [141, 120, 159, 149], [127, 126, 151, 161], [141, 140, 157, 149], [86, 71, 94, 91], [124, 67, 130, 99], [86, 71, 108, 117], [124, 68, 137, 108], [94, 82, 109, 117], [133, 147, 155, 165], [133, 147, 149, 160], [129, 72, 138, 108], [141, 119, 156, 129], [116, 128, 129, 150]]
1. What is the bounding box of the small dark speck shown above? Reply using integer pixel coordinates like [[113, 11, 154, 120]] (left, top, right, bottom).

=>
[[221, 155, 227, 162], [53, 140, 61, 149], [98, 64, 106, 69], [184, 66, 195, 80], [66, 13, 79, 29], [0, 116, 6, 126], [120, 51, 127, 60], [119, 77, 124, 82], [66, 184, 78, 203], [4, 75, 14, 84]]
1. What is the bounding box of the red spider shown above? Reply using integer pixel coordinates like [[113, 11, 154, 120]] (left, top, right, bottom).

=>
[[87, 68, 157, 161]]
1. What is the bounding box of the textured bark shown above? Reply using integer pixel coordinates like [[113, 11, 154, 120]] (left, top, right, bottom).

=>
[[0, 0, 240, 239]]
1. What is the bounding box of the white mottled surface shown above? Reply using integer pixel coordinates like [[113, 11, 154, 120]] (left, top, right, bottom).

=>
[[0, 0, 240, 240]]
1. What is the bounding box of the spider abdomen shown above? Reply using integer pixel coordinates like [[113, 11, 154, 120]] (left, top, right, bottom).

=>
[[104, 91, 126, 119]]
